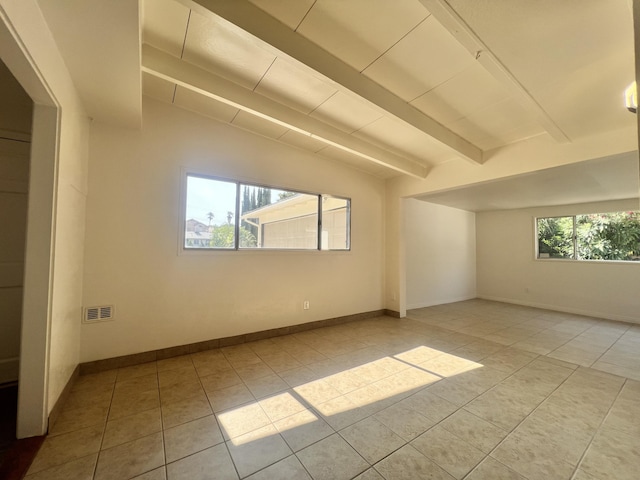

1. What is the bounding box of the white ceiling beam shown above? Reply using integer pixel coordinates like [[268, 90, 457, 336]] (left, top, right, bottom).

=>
[[142, 45, 429, 178], [177, 0, 484, 165], [419, 0, 571, 144]]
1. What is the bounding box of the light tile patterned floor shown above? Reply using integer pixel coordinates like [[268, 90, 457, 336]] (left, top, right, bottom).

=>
[[26, 300, 640, 479]]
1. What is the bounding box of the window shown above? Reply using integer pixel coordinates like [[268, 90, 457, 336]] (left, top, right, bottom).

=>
[[536, 212, 640, 261], [183, 173, 350, 251]]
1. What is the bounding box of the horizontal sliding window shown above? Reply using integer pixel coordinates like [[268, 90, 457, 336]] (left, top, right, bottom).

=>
[[536, 212, 640, 261], [184, 174, 350, 251]]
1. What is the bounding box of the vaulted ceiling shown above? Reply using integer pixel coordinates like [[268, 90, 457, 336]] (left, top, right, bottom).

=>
[[36, 0, 638, 201]]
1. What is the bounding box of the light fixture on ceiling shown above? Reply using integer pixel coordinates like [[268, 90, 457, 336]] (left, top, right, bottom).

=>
[[624, 81, 637, 113]]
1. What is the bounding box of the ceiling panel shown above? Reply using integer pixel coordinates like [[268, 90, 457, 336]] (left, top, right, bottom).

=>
[[254, 58, 337, 114], [296, 0, 429, 71], [309, 91, 383, 134], [410, 63, 509, 125], [355, 116, 452, 166], [445, 0, 634, 118], [278, 130, 327, 153], [173, 86, 239, 123], [142, 72, 176, 103], [143, 0, 190, 57], [531, 49, 635, 140], [247, 0, 314, 30], [182, 10, 277, 89], [363, 16, 473, 101], [448, 97, 544, 147], [416, 153, 640, 212], [231, 110, 289, 139], [318, 146, 396, 179]]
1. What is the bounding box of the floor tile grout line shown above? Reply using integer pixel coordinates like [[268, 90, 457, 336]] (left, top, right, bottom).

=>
[[568, 378, 627, 480]]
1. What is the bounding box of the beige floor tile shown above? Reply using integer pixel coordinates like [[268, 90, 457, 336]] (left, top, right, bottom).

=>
[[217, 402, 271, 440], [226, 424, 293, 478], [244, 373, 290, 399], [373, 444, 455, 480], [114, 373, 159, 396], [200, 369, 243, 391], [94, 432, 165, 480], [72, 370, 117, 392], [275, 410, 335, 451], [117, 362, 158, 382], [235, 362, 274, 382], [103, 407, 162, 450], [294, 379, 342, 406], [259, 352, 303, 372], [278, 366, 320, 387], [590, 361, 640, 381], [164, 415, 224, 463], [166, 444, 238, 480], [339, 417, 404, 464], [491, 430, 576, 480], [465, 456, 526, 480], [352, 468, 384, 480], [24, 453, 97, 480], [109, 388, 160, 420], [49, 403, 109, 436], [245, 455, 311, 479], [206, 383, 255, 413], [27, 424, 104, 474], [579, 426, 640, 480], [158, 365, 199, 389], [480, 348, 537, 373], [193, 358, 234, 378], [400, 389, 458, 421], [161, 392, 212, 429], [450, 340, 504, 362], [509, 415, 594, 466], [132, 466, 167, 479], [160, 379, 206, 405], [374, 401, 435, 441], [412, 425, 485, 479], [157, 355, 194, 373], [289, 348, 327, 365], [259, 390, 308, 422], [297, 434, 368, 480], [439, 409, 508, 454], [64, 382, 114, 410]]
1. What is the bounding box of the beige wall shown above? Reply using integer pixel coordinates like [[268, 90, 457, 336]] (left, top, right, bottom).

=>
[[404, 199, 476, 309], [80, 98, 385, 362], [477, 198, 640, 323]]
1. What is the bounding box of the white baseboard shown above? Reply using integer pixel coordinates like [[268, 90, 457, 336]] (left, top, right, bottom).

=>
[[477, 295, 640, 325], [0, 357, 19, 384]]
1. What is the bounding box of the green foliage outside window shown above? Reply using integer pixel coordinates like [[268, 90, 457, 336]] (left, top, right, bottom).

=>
[[537, 212, 640, 261]]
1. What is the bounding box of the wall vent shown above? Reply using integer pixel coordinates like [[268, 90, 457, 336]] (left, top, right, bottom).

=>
[[83, 305, 114, 323]]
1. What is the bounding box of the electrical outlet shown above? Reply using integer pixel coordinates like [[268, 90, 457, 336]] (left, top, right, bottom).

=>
[[303, 300, 310, 310]]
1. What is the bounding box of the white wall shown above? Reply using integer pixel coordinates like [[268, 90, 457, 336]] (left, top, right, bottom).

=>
[[477, 199, 640, 323], [404, 199, 476, 309], [80, 98, 385, 362]]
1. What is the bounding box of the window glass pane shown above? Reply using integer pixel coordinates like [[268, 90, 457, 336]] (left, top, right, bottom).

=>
[[537, 216, 574, 258], [240, 185, 318, 249], [576, 212, 640, 261], [185, 176, 236, 249], [322, 196, 350, 250]]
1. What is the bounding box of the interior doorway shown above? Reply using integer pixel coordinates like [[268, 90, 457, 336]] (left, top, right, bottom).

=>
[[0, 58, 33, 450]]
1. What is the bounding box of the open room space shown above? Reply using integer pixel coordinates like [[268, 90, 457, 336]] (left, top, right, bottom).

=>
[[1, 0, 639, 479]]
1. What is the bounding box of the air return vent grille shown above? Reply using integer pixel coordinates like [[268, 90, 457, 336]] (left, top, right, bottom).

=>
[[83, 305, 114, 323]]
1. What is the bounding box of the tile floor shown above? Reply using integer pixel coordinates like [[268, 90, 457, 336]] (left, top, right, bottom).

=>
[[25, 300, 640, 480]]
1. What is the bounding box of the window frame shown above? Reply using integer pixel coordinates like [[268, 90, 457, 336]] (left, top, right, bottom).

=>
[[179, 170, 351, 254], [535, 211, 640, 263]]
